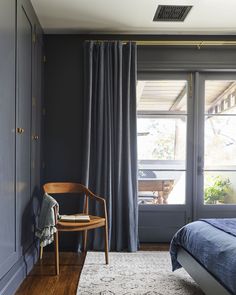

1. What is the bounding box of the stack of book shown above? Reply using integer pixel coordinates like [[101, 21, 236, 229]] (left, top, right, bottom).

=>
[[60, 214, 90, 222]]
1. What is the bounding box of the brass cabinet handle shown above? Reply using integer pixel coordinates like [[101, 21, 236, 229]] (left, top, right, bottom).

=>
[[17, 127, 24, 134]]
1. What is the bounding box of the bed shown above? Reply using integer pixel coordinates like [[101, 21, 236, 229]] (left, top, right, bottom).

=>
[[170, 219, 236, 295]]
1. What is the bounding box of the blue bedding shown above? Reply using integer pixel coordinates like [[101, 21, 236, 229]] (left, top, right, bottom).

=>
[[170, 219, 236, 294]]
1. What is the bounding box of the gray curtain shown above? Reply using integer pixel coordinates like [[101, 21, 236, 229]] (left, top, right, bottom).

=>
[[82, 41, 138, 251]]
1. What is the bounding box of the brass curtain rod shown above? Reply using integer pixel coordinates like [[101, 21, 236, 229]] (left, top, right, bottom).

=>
[[86, 40, 236, 46]]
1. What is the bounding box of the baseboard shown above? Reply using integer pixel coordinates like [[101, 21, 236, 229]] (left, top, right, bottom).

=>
[[0, 243, 39, 295]]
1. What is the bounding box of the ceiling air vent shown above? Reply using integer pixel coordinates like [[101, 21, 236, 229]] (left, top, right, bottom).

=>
[[153, 5, 192, 22]]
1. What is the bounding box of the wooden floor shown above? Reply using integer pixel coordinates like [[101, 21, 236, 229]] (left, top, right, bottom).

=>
[[15, 244, 169, 295], [139, 243, 169, 251], [15, 252, 86, 295]]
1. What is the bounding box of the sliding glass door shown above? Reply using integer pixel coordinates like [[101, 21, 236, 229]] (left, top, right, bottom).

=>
[[137, 73, 193, 242], [196, 73, 236, 219]]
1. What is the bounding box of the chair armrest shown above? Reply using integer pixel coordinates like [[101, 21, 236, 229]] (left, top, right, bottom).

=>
[[86, 188, 106, 204], [86, 189, 108, 219], [92, 195, 106, 204]]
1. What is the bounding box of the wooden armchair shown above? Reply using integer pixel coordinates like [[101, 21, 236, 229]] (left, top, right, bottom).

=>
[[40, 182, 109, 275]]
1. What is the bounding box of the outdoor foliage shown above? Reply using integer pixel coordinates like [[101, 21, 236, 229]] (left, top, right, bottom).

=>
[[138, 119, 177, 160], [204, 175, 233, 204]]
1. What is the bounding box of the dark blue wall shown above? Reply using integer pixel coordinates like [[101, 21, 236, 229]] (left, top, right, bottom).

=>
[[44, 36, 84, 183], [44, 36, 86, 250]]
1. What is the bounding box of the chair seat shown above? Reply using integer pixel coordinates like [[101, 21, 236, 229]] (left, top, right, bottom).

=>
[[57, 215, 106, 232]]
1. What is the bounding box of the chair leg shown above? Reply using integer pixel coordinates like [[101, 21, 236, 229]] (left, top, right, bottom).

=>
[[83, 230, 88, 252], [39, 245, 43, 260], [54, 231, 59, 275], [104, 224, 109, 264]]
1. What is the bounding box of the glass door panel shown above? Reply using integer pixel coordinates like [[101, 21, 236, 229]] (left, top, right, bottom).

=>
[[197, 74, 236, 218], [137, 117, 187, 162], [137, 117, 186, 205], [204, 80, 236, 206], [205, 116, 236, 167], [137, 79, 188, 206], [204, 171, 236, 205], [137, 75, 193, 242]]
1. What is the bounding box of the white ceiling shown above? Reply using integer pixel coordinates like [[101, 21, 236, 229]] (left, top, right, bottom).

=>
[[31, 0, 236, 34]]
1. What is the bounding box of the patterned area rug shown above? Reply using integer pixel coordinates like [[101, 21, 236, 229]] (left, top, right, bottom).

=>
[[77, 251, 204, 295]]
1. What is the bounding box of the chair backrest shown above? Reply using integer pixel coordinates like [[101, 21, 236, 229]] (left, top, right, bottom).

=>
[[43, 182, 106, 217], [43, 182, 88, 195]]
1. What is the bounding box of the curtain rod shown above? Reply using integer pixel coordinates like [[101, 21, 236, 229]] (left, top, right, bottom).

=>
[[86, 40, 236, 47]]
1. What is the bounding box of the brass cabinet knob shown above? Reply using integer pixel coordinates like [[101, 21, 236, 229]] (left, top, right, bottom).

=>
[[32, 135, 39, 140], [17, 127, 24, 134]]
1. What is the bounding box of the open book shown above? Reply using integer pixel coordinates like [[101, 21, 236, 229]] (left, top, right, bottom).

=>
[[60, 214, 90, 222]]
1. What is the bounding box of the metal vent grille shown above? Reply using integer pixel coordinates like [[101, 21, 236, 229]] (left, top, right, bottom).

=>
[[153, 5, 192, 22]]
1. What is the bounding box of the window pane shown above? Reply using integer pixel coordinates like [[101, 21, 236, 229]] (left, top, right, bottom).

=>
[[204, 171, 236, 205], [138, 171, 185, 205], [205, 80, 236, 114], [137, 117, 186, 162], [204, 116, 236, 167], [137, 80, 187, 112]]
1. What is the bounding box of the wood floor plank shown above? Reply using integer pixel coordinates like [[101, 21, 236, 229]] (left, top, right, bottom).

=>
[[15, 244, 169, 295], [15, 252, 86, 295], [139, 243, 169, 251]]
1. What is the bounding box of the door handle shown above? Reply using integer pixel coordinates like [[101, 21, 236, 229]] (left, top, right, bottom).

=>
[[17, 127, 24, 134]]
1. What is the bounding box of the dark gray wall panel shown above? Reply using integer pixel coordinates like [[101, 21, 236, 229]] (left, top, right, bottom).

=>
[[138, 46, 236, 71], [139, 227, 180, 242], [0, 244, 38, 295], [31, 23, 43, 213], [44, 36, 84, 183], [44, 36, 85, 249], [138, 210, 186, 242], [16, 2, 33, 254], [0, 0, 17, 279]]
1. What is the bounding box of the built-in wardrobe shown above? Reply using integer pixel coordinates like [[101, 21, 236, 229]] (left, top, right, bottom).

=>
[[0, 0, 43, 294]]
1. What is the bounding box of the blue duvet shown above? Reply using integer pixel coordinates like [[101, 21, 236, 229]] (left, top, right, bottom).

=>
[[170, 219, 236, 294]]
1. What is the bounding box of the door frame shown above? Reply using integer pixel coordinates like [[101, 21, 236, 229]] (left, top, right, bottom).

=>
[[137, 72, 194, 242]]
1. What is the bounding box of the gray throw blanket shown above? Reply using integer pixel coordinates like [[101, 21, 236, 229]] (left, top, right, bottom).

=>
[[36, 193, 59, 247]]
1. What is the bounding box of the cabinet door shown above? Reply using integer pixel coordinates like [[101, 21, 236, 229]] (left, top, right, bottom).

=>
[[31, 31, 43, 196], [16, 3, 33, 253], [0, 0, 17, 278]]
